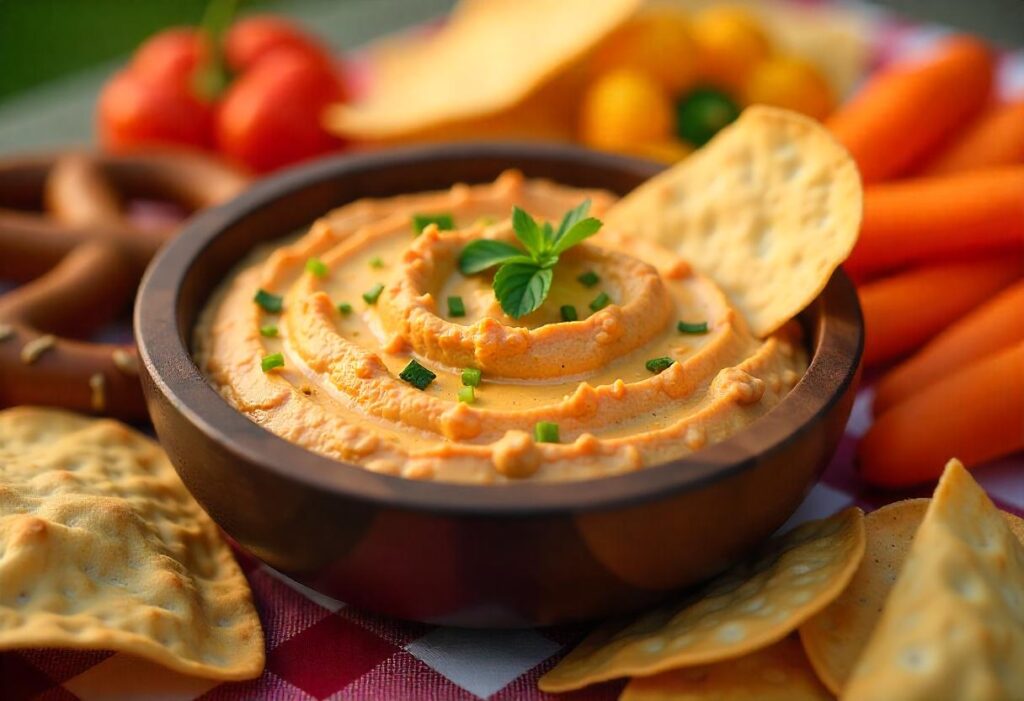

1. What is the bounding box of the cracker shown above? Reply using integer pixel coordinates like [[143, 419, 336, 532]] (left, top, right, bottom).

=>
[[800, 498, 1024, 694], [538, 507, 864, 692], [326, 0, 641, 139], [844, 460, 1024, 701], [605, 106, 862, 338], [0, 407, 264, 680], [620, 635, 831, 701]]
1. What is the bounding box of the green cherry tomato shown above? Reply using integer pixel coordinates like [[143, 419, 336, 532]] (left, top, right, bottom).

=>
[[674, 87, 741, 147]]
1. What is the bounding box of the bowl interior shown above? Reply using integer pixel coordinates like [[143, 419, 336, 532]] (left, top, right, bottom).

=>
[[136, 142, 863, 516]]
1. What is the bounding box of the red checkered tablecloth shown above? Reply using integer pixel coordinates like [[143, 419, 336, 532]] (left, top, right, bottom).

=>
[[3, 16, 1023, 701]]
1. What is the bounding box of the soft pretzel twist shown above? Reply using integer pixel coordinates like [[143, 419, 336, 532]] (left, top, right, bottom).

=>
[[0, 152, 248, 420]]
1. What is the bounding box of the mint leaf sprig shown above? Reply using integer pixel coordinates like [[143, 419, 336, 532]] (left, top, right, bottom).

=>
[[457, 200, 602, 319]]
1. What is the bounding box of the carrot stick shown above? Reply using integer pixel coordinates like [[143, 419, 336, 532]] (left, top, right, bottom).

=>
[[858, 342, 1024, 488], [919, 100, 1024, 175], [845, 166, 1024, 277], [827, 37, 993, 183], [874, 280, 1024, 413], [859, 257, 1022, 367]]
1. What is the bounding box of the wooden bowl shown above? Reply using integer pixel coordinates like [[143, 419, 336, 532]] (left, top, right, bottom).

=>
[[135, 143, 863, 627]]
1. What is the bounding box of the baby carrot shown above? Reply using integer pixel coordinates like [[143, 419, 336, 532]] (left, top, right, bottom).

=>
[[858, 342, 1024, 488], [845, 166, 1024, 277], [919, 100, 1024, 175], [874, 281, 1024, 413], [859, 256, 1022, 367], [826, 36, 993, 183]]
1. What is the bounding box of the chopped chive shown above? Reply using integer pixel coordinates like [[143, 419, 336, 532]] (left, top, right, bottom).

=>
[[461, 367, 482, 387], [261, 353, 285, 372], [447, 296, 466, 318], [305, 257, 328, 278], [337, 302, 353, 315], [577, 270, 600, 287], [458, 385, 476, 404], [645, 357, 675, 374], [259, 324, 279, 338], [362, 283, 385, 305], [399, 359, 436, 390], [369, 256, 384, 269], [677, 320, 709, 334], [559, 305, 578, 322], [254, 289, 283, 313], [534, 421, 560, 444], [412, 213, 455, 235], [589, 291, 611, 312]]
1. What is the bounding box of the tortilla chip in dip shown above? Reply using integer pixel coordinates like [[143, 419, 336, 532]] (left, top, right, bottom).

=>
[[843, 460, 1024, 701], [0, 407, 264, 681], [538, 507, 864, 692]]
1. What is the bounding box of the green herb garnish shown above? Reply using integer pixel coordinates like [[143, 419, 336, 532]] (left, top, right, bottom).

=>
[[261, 353, 285, 372], [534, 421, 560, 444], [412, 213, 454, 235], [306, 257, 328, 278], [399, 359, 436, 390], [577, 270, 600, 287], [457, 200, 602, 319], [461, 367, 482, 387], [645, 357, 675, 374], [448, 296, 466, 318], [362, 283, 385, 305], [369, 256, 384, 269], [337, 302, 353, 315], [677, 320, 709, 334], [560, 305, 578, 322], [254, 289, 283, 313], [589, 292, 611, 312], [458, 385, 475, 404], [259, 324, 279, 338]]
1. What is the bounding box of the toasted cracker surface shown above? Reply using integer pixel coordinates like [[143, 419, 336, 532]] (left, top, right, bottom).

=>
[[0, 407, 264, 680], [606, 106, 862, 338], [538, 507, 864, 692], [843, 460, 1024, 701]]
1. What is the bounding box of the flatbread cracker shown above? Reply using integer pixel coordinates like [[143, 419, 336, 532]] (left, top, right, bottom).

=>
[[538, 507, 864, 692], [0, 407, 264, 680], [605, 106, 862, 338], [800, 499, 1024, 694], [327, 0, 641, 139], [620, 635, 831, 701], [844, 460, 1024, 701]]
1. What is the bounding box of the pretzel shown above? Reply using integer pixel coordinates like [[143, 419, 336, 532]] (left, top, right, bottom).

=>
[[0, 151, 249, 421]]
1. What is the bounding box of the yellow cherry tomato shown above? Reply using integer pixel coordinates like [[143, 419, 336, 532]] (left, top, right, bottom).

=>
[[743, 54, 836, 120], [590, 10, 699, 93], [579, 69, 674, 151], [691, 6, 772, 92]]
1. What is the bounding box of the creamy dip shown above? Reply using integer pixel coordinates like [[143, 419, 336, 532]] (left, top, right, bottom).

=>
[[195, 171, 807, 483]]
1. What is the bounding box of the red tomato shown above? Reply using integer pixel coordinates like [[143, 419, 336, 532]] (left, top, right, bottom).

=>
[[216, 48, 345, 172], [225, 15, 332, 72], [98, 69, 214, 152], [131, 27, 206, 87]]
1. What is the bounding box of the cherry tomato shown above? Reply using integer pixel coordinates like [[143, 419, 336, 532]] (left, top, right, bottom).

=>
[[674, 87, 740, 146], [216, 48, 345, 172], [98, 69, 214, 152], [743, 55, 835, 120], [590, 11, 699, 93], [580, 69, 674, 152], [225, 15, 333, 73], [131, 27, 206, 87], [691, 7, 771, 91]]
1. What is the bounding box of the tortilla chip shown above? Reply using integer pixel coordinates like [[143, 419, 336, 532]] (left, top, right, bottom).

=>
[[538, 507, 864, 692], [800, 498, 1024, 694], [326, 0, 641, 139], [843, 460, 1024, 701], [605, 106, 862, 338], [620, 634, 831, 701], [0, 407, 264, 680]]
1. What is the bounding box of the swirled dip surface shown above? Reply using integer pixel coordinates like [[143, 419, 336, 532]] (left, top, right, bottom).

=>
[[195, 172, 807, 483]]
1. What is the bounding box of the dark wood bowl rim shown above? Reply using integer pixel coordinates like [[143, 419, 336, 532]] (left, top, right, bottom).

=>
[[135, 142, 863, 517]]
